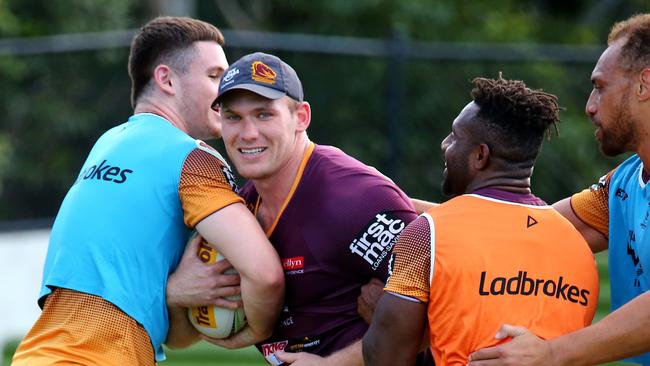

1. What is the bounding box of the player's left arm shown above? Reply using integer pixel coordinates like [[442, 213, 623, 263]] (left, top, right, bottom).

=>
[[363, 293, 427, 366], [165, 304, 200, 349]]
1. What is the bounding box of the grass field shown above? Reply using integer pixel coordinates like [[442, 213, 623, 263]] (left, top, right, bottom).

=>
[[2, 252, 633, 365]]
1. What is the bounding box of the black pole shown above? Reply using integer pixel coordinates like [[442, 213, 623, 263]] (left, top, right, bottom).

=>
[[385, 28, 408, 182]]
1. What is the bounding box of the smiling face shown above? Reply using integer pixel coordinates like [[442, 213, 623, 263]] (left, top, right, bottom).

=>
[[586, 39, 638, 156], [219, 90, 309, 180], [175, 41, 228, 140], [440, 102, 480, 196]]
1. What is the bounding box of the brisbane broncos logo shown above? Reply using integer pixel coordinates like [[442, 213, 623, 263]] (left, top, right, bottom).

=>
[[251, 61, 277, 84]]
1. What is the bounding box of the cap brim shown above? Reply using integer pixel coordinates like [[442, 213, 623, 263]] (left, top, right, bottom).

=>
[[216, 83, 286, 104]]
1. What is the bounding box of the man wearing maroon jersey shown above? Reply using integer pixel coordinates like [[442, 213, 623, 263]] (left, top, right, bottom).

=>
[[209, 52, 425, 365]]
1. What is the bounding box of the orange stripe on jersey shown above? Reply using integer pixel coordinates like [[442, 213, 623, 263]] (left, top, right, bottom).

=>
[[180, 148, 244, 228], [254, 142, 315, 236], [386, 195, 599, 366], [12, 288, 154, 366], [570, 170, 614, 237]]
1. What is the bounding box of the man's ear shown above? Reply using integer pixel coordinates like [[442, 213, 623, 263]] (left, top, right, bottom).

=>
[[152, 64, 175, 95], [638, 68, 650, 101], [295, 101, 311, 132], [472, 143, 490, 170]]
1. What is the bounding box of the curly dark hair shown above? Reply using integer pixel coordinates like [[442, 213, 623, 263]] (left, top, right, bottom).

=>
[[470, 74, 561, 162], [608, 13, 650, 75]]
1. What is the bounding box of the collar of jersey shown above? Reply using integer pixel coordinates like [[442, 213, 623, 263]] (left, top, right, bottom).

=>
[[254, 141, 316, 237]]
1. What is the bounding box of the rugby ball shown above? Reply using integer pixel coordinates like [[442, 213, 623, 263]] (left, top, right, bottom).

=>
[[187, 239, 247, 339]]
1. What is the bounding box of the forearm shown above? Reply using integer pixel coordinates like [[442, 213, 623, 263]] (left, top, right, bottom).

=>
[[363, 295, 425, 366], [195, 205, 285, 341], [239, 274, 284, 341], [364, 330, 420, 366], [165, 305, 200, 349], [549, 291, 650, 365], [410, 198, 438, 214]]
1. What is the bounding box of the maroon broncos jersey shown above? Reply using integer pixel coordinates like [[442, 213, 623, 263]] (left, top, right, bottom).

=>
[[240, 143, 417, 363]]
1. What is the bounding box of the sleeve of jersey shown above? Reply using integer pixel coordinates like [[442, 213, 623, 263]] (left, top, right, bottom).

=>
[[179, 148, 244, 228], [384, 216, 431, 303], [570, 170, 614, 237], [345, 185, 418, 282]]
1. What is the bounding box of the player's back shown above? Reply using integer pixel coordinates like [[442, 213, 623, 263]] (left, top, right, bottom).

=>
[[389, 193, 599, 366], [430, 194, 598, 365]]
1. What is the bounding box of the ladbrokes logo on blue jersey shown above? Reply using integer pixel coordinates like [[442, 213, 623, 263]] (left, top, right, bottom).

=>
[[478, 270, 590, 306], [349, 212, 405, 270], [75, 159, 134, 185]]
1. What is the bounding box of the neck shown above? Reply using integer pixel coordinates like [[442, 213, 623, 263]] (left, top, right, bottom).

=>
[[253, 135, 311, 226], [637, 138, 650, 176], [134, 99, 188, 134], [632, 103, 650, 173], [465, 164, 533, 195]]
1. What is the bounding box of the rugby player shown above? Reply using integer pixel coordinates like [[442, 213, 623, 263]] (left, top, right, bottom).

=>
[[362, 75, 599, 366], [208, 52, 432, 365], [12, 17, 284, 366], [467, 13, 650, 366]]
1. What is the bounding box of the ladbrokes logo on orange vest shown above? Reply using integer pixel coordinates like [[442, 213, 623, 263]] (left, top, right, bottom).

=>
[[478, 271, 590, 306]]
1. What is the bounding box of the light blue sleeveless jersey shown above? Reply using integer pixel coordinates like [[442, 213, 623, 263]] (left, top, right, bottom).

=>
[[41, 113, 202, 361], [608, 154, 650, 365]]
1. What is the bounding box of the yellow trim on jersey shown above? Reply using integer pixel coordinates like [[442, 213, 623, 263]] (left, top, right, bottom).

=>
[[255, 142, 315, 237]]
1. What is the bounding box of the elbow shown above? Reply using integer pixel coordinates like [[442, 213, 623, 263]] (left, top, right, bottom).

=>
[[164, 334, 199, 350], [265, 266, 285, 295], [258, 324, 275, 341], [251, 263, 285, 300], [164, 340, 188, 350]]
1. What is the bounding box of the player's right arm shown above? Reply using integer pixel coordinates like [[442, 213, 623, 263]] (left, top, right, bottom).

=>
[[166, 204, 284, 348], [553, 193, 608, 253], [363, 293, 427, 366], [166, 147, 284, 348], [363, 215, 433, 365], [194, 203, 284, 347], [553, 197, 607, 253], [553, 171, 614, 253]]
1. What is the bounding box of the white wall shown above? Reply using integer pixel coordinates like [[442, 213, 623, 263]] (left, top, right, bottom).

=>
[[0, 229, 49, 363]]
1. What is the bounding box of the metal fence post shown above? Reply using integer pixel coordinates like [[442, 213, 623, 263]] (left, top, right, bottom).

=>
[[385, 28, 408, 182]]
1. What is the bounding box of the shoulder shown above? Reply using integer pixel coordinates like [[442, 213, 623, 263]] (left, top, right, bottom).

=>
[[292, 145, 415, 223], [308, 145, 407, 195], [181, 142, 238, 191], [399, 215, 433, 244], [192, 140, 230, 167], [611, 154, 642, 183]]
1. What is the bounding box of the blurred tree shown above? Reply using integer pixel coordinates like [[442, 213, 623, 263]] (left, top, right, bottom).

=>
[[0, 0, 648, 220]]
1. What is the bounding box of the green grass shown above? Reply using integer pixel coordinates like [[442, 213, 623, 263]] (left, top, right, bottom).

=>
[[164, 343, 267, 366], [2, 341, 267, 366], [1, 253, 636, 365]]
